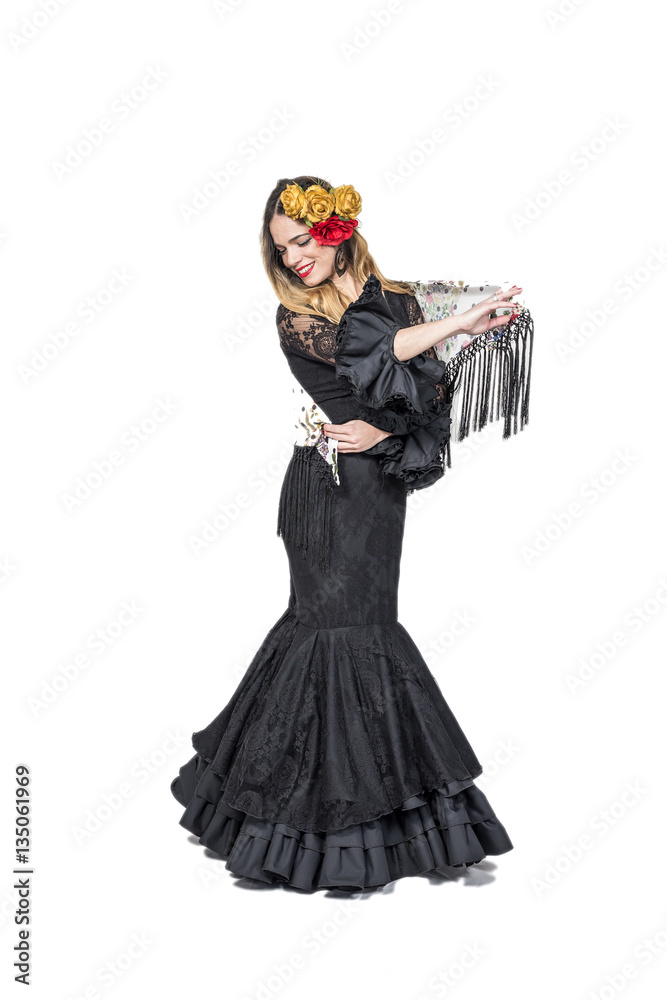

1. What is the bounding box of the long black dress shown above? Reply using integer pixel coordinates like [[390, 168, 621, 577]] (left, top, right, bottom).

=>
[[170, 273, 514, 892]]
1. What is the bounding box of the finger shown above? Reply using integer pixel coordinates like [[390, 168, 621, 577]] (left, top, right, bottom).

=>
[[479, 291, 513, 308], [323, 422, 357, 438], [323, 423, 347, 440], [491, 285, 522, 300], [488, 296, 522, 313], [488, 312, 518, 329], [324, 428, 355, 441], [472, 301, 513, 318]]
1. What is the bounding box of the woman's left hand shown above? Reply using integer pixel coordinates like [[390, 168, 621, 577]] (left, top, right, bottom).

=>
[[456, 285, 523, 336], [323, 420, 392, 453]]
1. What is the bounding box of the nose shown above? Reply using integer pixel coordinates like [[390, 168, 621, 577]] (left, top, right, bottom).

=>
[[283, 246, 303, 268]]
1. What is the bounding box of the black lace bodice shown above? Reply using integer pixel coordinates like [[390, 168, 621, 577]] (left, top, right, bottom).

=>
[[276, 283, 448, 429]]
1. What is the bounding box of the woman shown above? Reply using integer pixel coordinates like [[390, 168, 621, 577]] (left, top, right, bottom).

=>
[[170, 175, 524, 893]]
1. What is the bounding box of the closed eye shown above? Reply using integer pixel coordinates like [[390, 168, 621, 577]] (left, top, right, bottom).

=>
[[276, 238, 312, 255]]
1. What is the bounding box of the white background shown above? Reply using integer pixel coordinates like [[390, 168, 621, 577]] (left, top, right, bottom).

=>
[[2, 0, 666, 998]]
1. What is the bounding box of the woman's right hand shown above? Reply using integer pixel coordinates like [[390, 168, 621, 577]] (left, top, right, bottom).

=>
[[323, 420, 393, 453], [454, 285, 523, 337]]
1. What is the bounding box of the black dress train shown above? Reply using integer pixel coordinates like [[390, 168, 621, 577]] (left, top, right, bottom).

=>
[[170, 274, 514, 892]]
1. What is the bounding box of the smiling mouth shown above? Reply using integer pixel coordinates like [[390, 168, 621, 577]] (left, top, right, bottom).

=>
[[295, 262, 315, 277]]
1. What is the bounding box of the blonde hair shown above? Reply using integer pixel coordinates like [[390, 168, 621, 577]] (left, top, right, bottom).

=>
[[260, 174, 413, 325]]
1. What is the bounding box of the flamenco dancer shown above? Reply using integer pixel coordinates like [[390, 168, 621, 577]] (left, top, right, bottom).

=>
[[171, 174, 531, 893]]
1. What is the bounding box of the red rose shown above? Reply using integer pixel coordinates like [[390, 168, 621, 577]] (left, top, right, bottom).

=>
[[308, 215, 358, 246]]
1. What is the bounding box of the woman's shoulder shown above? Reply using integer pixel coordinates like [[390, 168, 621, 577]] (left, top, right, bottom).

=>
[[275, 302, 339, 364], [275, 301, 336, 329]]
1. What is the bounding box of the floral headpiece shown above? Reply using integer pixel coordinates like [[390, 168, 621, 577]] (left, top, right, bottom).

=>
[[279, 182, 361, 247]]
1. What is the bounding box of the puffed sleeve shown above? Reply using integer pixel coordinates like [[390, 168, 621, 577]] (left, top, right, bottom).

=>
[[364, 406, 454, 492], [334, 273, 448, 418], [357, 280, 455, 489]]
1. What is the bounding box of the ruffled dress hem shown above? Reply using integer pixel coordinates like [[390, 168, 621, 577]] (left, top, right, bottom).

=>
[[171, 752, 513, 893]]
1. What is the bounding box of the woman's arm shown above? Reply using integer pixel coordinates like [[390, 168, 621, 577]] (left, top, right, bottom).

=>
[[391, 284, 522, 362]]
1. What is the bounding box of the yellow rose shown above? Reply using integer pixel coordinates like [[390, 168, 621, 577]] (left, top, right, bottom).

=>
[[333, 184, 362, 220], [280, 183, 307, 220], [303, 184, 335, 224]]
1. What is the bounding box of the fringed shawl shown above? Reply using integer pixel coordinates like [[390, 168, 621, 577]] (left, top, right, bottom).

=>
[[277, 274, 534, 570]]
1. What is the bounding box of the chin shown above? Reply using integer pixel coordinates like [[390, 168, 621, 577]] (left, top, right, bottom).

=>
[[296, 269, 315, 283]]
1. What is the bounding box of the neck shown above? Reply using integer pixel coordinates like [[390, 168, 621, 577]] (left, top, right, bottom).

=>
[[330, 271, 365, 303]]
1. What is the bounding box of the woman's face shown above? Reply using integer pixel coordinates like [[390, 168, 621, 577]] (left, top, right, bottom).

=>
[[269, 213, 335, 286]]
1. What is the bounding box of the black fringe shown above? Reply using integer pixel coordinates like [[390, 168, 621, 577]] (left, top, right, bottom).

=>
[[276, 444, 336, 572], [444, 307, 534, 443]]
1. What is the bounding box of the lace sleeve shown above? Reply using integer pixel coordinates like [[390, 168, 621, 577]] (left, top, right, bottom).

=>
[[276, 304, 337, 365], [403, 292, 424, 328]]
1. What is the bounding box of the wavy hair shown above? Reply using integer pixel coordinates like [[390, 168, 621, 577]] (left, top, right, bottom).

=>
[[260, 174, 413, 325]]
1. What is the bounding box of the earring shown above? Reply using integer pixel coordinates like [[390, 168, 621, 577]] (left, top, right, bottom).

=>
[[334, 244, 347, 277]]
